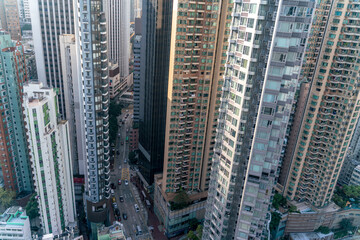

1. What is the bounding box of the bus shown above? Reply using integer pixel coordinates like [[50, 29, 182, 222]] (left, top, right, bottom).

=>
[[126, 136, 129, 142]]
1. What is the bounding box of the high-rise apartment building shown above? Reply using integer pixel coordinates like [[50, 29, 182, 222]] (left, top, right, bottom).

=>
[[279, 0, 360, 208], [133, 34, 141, 123], [30, 0, 74, 117], [153, 0, 232, 237], [137, 0, 173, 185], [203, 0, 314, 238], [0, 0, 21, 40], [59, 34, 84, 175], [74, 0, 111, 231], [24, 82, 76, 235], [0, 31, 32, 193], [17, 0, 31, 24], [104, 0, 130, 78]]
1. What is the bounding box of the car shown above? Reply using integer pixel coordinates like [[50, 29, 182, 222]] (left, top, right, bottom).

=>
[[118, 165, 122, 170], [124, 159, 127, 164], [110, 183, 116, 189], [111, 189, 115, 196], [116, 151, 120, 155], [118, 179, 122, 185], [114, 208, 120, 216], [126, 109, 129, 112], [117, 215, 122, 221], [124, 180, 128, 185], [119, 196, 124, 202], [112, 202, 118, 209], [126, 129, 129, 132], [134, 204, 140, 212], [112, 197, 116, 203], [126, 113, 129, 117], [118, 133, 121, 137], [122, 213, 127, 220], [121, 142, 124, 145]]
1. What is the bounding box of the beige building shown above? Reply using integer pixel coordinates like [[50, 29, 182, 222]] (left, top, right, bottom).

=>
[[154, 0, 231, 237], [0, 0, 21, 40], [280, 0, 360, 207]]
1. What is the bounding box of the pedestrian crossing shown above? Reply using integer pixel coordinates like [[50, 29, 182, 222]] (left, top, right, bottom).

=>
[[121, 167, 130, 180]]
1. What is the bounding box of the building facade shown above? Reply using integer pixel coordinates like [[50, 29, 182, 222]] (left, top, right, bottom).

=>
[[133, 34, 141, 123], [59, 34, 85, 176], [24, 82, 76, 235], [30, 0, 74, 118], [281, 0, 360, 207], [137, 0, 173, 185], [108, 63, 121, 99], [0, 31, 32, 193], [0, 206, 31, 239], [74, 0, 111, 229], [203, 0, 314, 239], [104, 0, 130, 78], [0, 0, 21, 40]]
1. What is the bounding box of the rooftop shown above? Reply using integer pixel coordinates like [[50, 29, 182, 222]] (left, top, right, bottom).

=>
[[0, 206, 28, 226], [290, 201, 340, 214]]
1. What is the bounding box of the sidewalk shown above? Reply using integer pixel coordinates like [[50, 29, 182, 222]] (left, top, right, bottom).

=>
[[146, 207, 168, 240]]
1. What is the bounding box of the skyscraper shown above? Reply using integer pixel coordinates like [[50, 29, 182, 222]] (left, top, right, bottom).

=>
[[279, 0, 360, 208], [74, 0, 111, 232], [0, 30, 32, 193], [0, 0, 21, 40], [30, 0, 74, 117], [59, 34, 84, 175], [24, 82, 76, 235], [153, 0, 232, 237], [137, 0, 173, 186], [104, 0, 130, 78], [203, 0, 314, 238]]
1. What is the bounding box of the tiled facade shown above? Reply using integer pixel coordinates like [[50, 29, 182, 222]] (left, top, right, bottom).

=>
[[283, 0, 360, 207], [203, 0, 314, 238], [0, 0, 21, 40], [162, 0, 231, 194], [0, 31, 32, 193]]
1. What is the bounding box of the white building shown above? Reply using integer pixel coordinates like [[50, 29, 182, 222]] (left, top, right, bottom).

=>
[[24, 82, 76, 235], [59, 34, 86, 175], [104, 0, 130, 77], [0, 206, 31, 239], [29, 0, 74, 117]]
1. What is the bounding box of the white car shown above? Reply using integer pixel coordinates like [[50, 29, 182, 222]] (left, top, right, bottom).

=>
[[111, 189, 115, 196], [134, 204, 140, 212], [118, 165, 122, 170], [125, 180, 129, 185]]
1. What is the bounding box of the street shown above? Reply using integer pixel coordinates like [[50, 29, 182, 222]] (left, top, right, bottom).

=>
[[110, 106, 152, 240]]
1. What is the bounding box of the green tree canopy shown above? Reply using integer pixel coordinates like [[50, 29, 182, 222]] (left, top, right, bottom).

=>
[[0, 188, 15, 210], [187, 230, 199, 240], [26, 194, 40, 220], [339, 218, 354, 231], [315, 226, 331, 234], [196, 224, 203, 239], [343, 185, 360, 199], [272, 193, 287, 210]]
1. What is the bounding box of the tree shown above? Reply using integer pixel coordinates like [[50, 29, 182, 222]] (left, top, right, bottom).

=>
[[288, 205, 298, 213], [170, 189, 191, 210], [343, 185, 360, 199], [0, 188, 15, 210], [128, 151, 136, 164], [26, 194, 40, 220], [109, 101, 122, 117], [272, 193, 287, 210], [270, 212, 281, 233], [332, 193, 346, 208], [196, 225, 203, 239], [187, 230, 199, 240], [315, 226, 330, 234], [339, 218, 354, 231]]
